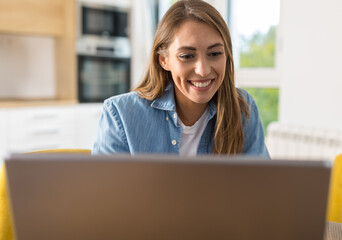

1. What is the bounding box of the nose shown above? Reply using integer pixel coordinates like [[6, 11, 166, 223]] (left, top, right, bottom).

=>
[[194, 56, 211, 77]]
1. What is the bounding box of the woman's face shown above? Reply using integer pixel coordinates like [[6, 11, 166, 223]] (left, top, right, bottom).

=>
[[159, 20, 227, 107]]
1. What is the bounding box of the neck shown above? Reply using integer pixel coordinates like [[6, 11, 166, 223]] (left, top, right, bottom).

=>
[[176, 100, 208, 126]]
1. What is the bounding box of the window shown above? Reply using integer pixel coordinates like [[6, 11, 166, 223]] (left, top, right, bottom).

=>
[[228, 0, 281, 133]]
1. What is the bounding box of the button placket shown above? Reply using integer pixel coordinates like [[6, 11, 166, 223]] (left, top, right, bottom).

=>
[[166, 111, 181, 152]]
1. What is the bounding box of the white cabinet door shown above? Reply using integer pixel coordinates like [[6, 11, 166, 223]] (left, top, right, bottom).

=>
[[7, 106, 77, 153], [2, 104, 103, 156], [75, 103, 103, 150], [0, 109, 8, 166]]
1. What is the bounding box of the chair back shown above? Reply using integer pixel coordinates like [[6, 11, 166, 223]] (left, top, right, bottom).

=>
[[0, 149, 91, 240], [327, 154, 342, 223], [0, 164, 14, 240]]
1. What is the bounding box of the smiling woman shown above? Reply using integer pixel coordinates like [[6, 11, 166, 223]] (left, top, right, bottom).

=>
[[92, 0, 269, 157], [158, 20, 226, 126]]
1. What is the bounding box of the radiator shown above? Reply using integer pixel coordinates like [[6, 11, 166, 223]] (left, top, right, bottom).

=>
[[266, 122, 342, 161]]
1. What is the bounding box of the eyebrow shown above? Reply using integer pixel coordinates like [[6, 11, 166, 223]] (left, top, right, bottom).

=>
[[177, 43, 224, 51], [208, 43, 224, 49]]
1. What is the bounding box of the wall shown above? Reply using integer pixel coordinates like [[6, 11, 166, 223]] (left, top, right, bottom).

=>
[[130, 0, 154, 88], [0, 34, 55, 99], [280, 0, 342, 130]]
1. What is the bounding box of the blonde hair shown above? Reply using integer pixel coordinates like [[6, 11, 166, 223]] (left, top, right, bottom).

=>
[[135, 0, 250, 154]]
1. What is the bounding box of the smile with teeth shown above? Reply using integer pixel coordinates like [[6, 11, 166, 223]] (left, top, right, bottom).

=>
[[190, 80, 212, 88]]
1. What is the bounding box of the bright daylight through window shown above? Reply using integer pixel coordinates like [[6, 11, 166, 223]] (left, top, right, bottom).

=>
[[229, 0, 280, 134]]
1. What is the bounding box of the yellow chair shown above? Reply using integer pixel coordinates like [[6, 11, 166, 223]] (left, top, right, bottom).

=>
[[327, 154, 342, 223], [0, 149, 91, 240]]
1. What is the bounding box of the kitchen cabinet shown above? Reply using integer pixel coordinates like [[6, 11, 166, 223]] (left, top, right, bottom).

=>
[[0, 110, 8, 160], [0, 104, 103, 166], [0, 0, 77, 103], [75, 104, 103, 149], [0, 0, 64, 36], [7, 106, 77, 153]]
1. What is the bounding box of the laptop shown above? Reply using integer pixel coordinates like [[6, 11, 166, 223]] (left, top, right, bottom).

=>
[[5, 154, 331, 240]]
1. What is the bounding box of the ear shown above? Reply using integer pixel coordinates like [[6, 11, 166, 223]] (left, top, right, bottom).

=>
[[159, 54, 170, 71]]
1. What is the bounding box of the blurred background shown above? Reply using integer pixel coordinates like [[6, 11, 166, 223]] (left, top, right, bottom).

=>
[[0, 0, 342, 163]]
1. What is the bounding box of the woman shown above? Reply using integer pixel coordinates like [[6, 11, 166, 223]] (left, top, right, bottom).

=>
[[92, 0, 269, 157]]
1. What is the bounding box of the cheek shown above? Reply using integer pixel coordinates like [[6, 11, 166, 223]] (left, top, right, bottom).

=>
[[170, 62, 191, 81], [216, 59, 227, 76]]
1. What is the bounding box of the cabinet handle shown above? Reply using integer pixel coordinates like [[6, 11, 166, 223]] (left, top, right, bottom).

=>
[[31, 113, 58, 120], [30, 128, 60, 135]]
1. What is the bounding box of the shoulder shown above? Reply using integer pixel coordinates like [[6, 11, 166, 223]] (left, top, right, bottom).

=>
[[237, 88, 256, 108], [236, 88, 262, 134], [101, 91, 167, 128], [103, 91, 152, 114], [236, 88, 259, 123], [237, 89, 270, 157]]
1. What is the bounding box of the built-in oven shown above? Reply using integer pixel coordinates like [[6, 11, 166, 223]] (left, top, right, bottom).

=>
[[77, 54, 130, 103], [76, 2, 130, 103]]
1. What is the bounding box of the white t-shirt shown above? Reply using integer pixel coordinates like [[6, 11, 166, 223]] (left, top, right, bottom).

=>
[[177, 107, 210, 156]]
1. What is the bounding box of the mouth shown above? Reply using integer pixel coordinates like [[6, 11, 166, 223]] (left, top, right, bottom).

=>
[[188, 79, 213, 88]]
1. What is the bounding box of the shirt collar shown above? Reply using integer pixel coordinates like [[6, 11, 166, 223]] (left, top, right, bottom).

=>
[[150, 82, 176, 111], [150, 81, 217, 120]]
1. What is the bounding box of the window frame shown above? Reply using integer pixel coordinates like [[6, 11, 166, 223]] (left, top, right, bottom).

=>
[[226, 0, 282, 89]]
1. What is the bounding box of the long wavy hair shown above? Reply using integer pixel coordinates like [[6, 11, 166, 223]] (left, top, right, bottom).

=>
[[135, 0, 250, 154]]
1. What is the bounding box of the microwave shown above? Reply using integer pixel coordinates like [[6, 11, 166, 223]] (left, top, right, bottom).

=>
[[78, 2, 129, 39]]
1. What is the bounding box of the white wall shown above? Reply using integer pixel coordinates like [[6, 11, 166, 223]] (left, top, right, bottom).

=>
[[280, 0, 342, 130], [130, 0, 155, 88]]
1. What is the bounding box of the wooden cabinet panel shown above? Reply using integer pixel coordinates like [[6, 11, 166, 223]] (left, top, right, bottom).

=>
[[0, 0, 64, 36], [55, 0, 77, 101], [0, 0, 77, 102]]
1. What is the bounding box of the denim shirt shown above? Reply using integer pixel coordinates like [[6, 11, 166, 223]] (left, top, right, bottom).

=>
[[92, 83, 269, 157]]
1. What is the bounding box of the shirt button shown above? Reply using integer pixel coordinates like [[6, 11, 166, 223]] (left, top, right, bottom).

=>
[[166, 116, 169, 121], [171, 140, 177, 145], [173, 113, 177, 119]]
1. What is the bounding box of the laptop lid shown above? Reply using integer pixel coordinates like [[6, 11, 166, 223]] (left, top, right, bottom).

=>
[[5, 154, 331, 240]]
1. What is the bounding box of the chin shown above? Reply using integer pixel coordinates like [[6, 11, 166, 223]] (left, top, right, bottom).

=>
[[191, 97, 213, 105]]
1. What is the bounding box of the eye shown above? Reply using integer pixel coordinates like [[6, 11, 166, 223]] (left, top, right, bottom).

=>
[[208, 51, 223, 57], [178, 54, 195, 60]]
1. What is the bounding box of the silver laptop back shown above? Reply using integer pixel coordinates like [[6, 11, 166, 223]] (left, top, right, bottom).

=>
[[5, 154, 331, 240]]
